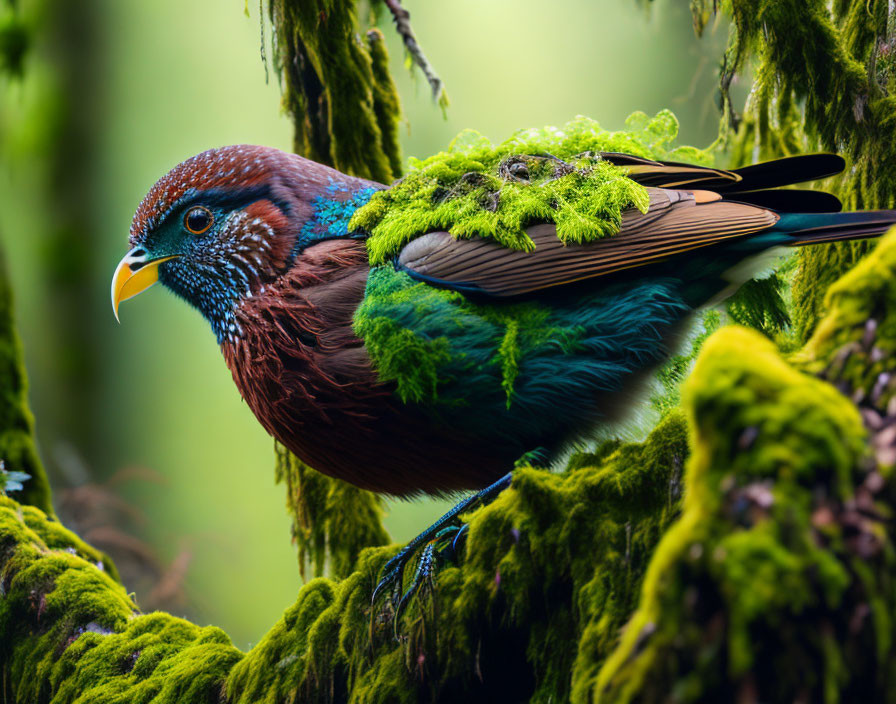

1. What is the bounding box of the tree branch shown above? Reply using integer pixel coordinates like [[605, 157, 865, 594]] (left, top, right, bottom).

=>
[[382, 0, 447, 106]]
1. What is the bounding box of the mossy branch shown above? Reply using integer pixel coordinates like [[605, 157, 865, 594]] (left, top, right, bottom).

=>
[[381, 0, 447, 108], [4, 227, 896, 700]]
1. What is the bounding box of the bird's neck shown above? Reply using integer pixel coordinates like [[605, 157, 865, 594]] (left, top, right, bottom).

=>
[[199, 175, 381, 345], [289, 178, 382, 260], [220, 238, 375, 431]]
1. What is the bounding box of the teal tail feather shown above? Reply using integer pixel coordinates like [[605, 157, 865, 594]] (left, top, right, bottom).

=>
[[777, 211, 896, 246]]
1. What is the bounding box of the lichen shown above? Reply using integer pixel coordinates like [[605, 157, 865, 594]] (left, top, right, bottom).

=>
[[351, 110, 712, 265]]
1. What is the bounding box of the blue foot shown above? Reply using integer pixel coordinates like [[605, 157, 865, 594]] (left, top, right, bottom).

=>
[[372, 472, 513, 631]]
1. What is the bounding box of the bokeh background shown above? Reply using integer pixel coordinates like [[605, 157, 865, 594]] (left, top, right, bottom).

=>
[[0, 0, 730, 648]]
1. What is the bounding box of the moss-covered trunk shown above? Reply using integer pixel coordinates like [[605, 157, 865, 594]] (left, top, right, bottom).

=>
[[0, 248, 52, 514]]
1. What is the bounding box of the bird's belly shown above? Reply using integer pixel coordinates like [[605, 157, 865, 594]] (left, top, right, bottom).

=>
[[225, 274, 696, 496], [252, 387, 514, 496], [223, 342, 512, 495]]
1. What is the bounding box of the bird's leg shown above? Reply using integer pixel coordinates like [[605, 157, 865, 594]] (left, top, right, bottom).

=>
[[371, 472, 513, 620]]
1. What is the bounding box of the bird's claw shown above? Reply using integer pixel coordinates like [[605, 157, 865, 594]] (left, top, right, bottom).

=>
[[370, 472, 512, 637], [372, 524, 471, 637]]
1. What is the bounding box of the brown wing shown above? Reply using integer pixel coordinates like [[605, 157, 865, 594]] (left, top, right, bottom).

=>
[[396, 188, 780, 297]]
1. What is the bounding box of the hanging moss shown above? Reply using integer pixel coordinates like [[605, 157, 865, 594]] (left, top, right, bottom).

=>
[[687, 0, 896, 342], [351, 110, 712, 265], [268, 0, 403, 183], [275, 442, 389, 580], [365, 27, 402, 181]]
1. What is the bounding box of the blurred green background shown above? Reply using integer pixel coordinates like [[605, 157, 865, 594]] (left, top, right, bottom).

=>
[[0, 0, 728, 648]]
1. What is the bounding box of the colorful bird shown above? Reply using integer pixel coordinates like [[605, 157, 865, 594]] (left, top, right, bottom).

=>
[[111, 143, 896, 603]]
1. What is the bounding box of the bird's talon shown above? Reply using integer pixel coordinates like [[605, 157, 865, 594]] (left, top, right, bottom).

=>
[[393, 542, 437, 636]]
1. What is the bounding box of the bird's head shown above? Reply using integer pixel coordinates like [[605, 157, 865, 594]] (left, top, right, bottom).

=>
[[111, 145, 377, 342]]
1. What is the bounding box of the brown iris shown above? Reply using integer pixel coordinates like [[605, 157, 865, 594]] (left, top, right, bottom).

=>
[[184, 206, 213, 234]]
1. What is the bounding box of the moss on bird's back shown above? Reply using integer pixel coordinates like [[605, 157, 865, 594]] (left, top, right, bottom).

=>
[[350, 110, 713, 264]]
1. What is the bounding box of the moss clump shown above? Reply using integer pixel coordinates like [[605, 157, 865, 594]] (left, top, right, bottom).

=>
[[351, 267, 458, 403], [353, 265, 589, 409], [0, 496, 242, 704], [593, 326, 884, 703], [351, 110, 712, 265]]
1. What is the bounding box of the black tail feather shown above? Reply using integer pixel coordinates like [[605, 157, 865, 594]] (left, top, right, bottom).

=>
[[729, 188, 843, 213], [611, 152, 847, 195], [779, 210, 896, 246], [722, 154, 846, 193]]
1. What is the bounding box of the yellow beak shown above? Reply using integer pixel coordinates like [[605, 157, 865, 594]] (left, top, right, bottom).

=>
[[111, 249, 179, 322]]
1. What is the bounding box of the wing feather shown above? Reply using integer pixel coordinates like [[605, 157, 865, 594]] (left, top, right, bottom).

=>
[[397, 188, 780, 297]]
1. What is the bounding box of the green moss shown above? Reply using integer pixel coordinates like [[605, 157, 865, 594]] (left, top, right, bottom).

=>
[[268, 0, 403, 183], [0, 496, 241, 703], [689, 1, 896, 341], [0, 247, 53, 515], [351, 110, 712, 265], [365, 28, 402, 182], [800, 226, 896, 409], [353, 265, 586, 407], [725, 275, 791, 337], [228, 412, 691, 704], [275, 443, 389, 580], [352, 315, 453, 404], [592, 326, 880, 703]]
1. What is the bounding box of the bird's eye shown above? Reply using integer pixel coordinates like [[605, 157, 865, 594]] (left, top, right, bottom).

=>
[[184, 206, 214, 235]]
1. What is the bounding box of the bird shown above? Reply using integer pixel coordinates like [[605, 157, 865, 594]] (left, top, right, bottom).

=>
[[111, 141, 896, 603]]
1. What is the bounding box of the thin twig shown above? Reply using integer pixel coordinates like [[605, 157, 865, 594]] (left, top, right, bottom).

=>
[[382, 0, 445, 103]]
